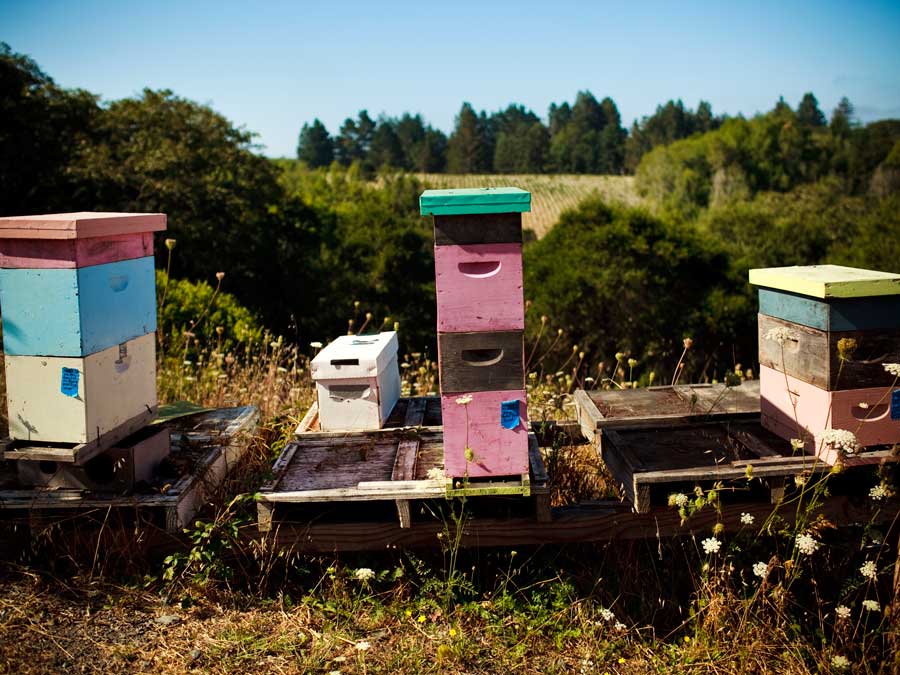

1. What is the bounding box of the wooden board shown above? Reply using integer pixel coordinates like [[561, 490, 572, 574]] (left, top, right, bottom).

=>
[[574, 381, 760, 441], [434, 242, 524, 333], [257, 426, 548, 532], [0, 212, 166, 240], [420, 188, 531, 216], [433, 212, 522, 246], [758, 313, 900, 390], [0, 231, 154, 269], [758, 289, 900, 332], [438, 330, 525, 393], [4, 332, 157, 450], [0, 406, 259, 532], [0, 257, 157, 357], [750, 264, 900, 299], [599, 419, 895, 513]]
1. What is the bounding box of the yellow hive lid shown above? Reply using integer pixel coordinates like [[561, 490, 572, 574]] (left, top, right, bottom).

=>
[[749, 264, 900, 299]]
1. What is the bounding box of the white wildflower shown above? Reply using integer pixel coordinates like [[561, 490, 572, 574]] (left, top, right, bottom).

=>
[[869, 483, 892, 501], [790, 438, 805, 452], [764, 326, 797, 345], [794, 474, 808, 488], [883, 363, 900, 377], [862, 599, 880, 612], [354, 567, 375, 582], [740, 512, 755, 525], [355, 640, 371, 651], [329, 671, 342, 675], [795, 532, 820, 555], [752, 562, 768, 578], [614, 621, 627, 631], [835, 605, 851, 620], [673, 493, 689, 507], [820, 429, 860, 455], [701, 537, 721, 554], [455, 394, 473, 406], [831, 655, 850, 670], [310, 341, 323, 349], [426, 467, 446, 481], [599, 608, 615, 622], [859, 560, 877, 580]]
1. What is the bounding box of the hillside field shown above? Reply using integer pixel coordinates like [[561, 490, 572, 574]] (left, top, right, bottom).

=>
[[418, 173, 640, 237]]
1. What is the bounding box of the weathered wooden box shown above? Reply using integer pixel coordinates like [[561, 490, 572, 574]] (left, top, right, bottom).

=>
[[758, 313, 900, 391], [759, 364, 899, 464], [4, 332, 158, 446], [311, 332, 401, 431], [0, 256, 158, 357], [0, 231, 154, 269], [440, 389, 529, 478], [16, 425, 170, 492], [434, 243, 524, 332], [438, 330, 525, 393]]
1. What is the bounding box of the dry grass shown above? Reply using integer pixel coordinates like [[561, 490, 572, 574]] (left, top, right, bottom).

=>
[[418, 173, 641, 238]]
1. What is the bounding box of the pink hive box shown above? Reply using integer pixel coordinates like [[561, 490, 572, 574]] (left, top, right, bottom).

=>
[[759, 364, 900, 465], [434, 242, 524, 333], [440, 389, 529, 478], [0, 212, 165, 268]]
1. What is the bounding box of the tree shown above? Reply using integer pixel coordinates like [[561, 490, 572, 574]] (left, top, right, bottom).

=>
[[0, 42, 99, 216], [830, 97, 856, 138], [447, 102, 489, 173], [297, 119, 334, 167], [369, 118, 404, 168], [335, 110, 376, 166], [796, 92, 826, 127]]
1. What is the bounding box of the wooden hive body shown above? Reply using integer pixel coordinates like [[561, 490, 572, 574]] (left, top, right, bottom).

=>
[[311, 332, 401, 432], [422, 188, 531, 479], [4, 332, 158, 445]]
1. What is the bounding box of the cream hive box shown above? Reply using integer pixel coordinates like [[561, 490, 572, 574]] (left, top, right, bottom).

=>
[[750, 264, 900, 465], [0, 212, 165, 456], [311, 331, 402, 431]]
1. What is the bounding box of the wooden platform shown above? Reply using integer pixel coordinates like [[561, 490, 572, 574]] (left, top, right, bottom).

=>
[[574, 381, 760, 441], [0, 406, 259, 531], [260, 397, 549, 531], [574, 381, 896, 512]]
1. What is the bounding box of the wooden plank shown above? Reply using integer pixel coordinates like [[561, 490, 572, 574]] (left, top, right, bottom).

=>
[[294, 401, 320, 435], [260, 496, 898, 553], [0, 212, 166, 240], [438, 330, 525, 393], [0, 232, 154, 269], [758, 288, 900, 332], [433, 212, 523, 246], [758, 313, 900, 390], [749, 264, 900, 299], [391, 397, 426, 528], [420, 188, 531, 217], [573, 389, 603, 444]]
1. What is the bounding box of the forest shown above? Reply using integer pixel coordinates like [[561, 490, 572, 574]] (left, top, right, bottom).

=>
[[2, 41, 899, 380]]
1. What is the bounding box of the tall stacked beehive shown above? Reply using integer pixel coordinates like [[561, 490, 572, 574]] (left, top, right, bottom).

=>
[[0, 212, 168, 488], [750, 264, 900, 465], [420, 188, 531, 479]]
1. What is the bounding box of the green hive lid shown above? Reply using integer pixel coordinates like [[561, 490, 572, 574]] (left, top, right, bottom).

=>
[[749, 264, 900, 299], [419, 187, 531, 216]]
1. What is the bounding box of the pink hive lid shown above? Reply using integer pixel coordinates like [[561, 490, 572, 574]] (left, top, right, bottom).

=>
[[0, 212, 166, 239]]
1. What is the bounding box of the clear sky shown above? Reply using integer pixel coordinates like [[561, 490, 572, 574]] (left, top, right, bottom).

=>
[[3, 0, 899, 157]]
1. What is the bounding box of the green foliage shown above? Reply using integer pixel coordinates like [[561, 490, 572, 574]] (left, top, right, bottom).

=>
[[157, 269, 263, 348], [524, 198, 738, 372], [447, 102, 491, 173], [297, 118, 334, 167], [625, 99, 721, 172]]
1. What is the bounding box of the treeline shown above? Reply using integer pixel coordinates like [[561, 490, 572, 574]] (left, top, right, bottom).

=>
[[298, 94, 725, 175]]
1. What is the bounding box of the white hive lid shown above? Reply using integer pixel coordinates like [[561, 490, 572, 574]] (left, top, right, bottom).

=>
[[311, 331, 399, 380]]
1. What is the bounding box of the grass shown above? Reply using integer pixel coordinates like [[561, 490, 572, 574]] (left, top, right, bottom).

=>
[[418, 173, 641, 238]]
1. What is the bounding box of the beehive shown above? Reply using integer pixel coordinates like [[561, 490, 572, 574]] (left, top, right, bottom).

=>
[[421, 188, 531, 478], [750, 264, 900, 465], [310, 332, 401, 431], [0, 212, 166, 453]]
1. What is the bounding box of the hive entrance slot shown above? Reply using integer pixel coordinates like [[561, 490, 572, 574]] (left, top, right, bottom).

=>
[[458, 261, 501, 278], [330, 358, 360, 366], [461, 349, 504, 366], [852, 404, 889, 421]]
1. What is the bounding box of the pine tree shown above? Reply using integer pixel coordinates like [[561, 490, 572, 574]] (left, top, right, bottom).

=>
[[447, 103, 488, 173], [297, 119, 334, 167], [797, 92, 826, 126]]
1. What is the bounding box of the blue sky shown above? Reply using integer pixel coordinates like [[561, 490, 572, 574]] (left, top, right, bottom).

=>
[[3, 0, 899, 157]]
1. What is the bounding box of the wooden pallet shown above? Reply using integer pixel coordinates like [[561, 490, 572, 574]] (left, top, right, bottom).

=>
[[260, 396, 549, 531], [574, 381, 760, 441], [599, 419, 896, 513], [0, 406, 259, 531]]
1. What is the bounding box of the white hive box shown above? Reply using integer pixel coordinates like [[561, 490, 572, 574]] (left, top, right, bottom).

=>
[[311, 332, 401, 431], [4, 332, 158, 446]]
